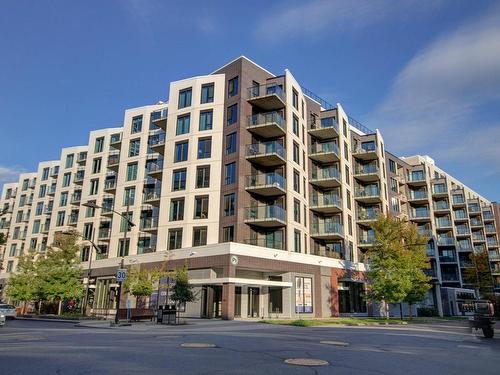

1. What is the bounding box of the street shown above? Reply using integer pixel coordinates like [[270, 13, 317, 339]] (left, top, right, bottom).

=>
[[1, 319, 499, 374]]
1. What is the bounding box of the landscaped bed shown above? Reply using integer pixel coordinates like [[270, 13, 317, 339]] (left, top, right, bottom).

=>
[[260, 316, 469, 327]]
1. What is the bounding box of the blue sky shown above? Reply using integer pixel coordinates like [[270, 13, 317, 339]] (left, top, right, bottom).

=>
[[1, 0, 499, 200]]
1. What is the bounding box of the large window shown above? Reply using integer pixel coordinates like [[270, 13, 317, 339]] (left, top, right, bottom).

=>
[[197, 137, 212, 159], [174, 141, 189, 162], [92, 158, 102, 174], [168, 228, 183, 250], [39, 184, 47, 198], [65, 154, 74, 168], [178, 88, 192, 109], [225, 132, 237, 154], [89, 179, 99, 195], [292, 88, 299, 109], [118, 239, 130, 257], [60, 192, 68, 207], [56, 211, 65, 227], [223, 193, 235, 216], [170, 198, 185, 221], [199, 110, 213, 131], [129, 139, 140, 157], [172, 168, 187, 191], [293, 170, 300, 193], [131, 115, 143, 133], [201, 83, 214, 104], [223, 226, 234, 242], [227, 104, 238, 125], [194, 196, 209, 219], [225, 162, 236, 185], [176, 114, 191, 135], [293, 142, 299, 164], [196, 166, 210, 188], [294, 199, 300, 223], [62, 173, 71, 187], [126, 162, 138, 181], [294, 230, 301, 253], [228, 76, 239, 97], [192, 226, 208, 247], [42, 168, 49, 181], [124, 187, 135, 206], [94, 137, 104, 153]]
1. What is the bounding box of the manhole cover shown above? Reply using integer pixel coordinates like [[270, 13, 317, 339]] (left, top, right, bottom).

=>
[[180, 343, 216, 348], [284, 358, 329, 366], [321, 340, 349, 347]]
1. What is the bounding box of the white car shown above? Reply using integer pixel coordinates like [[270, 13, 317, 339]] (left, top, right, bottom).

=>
[[0, 304, 16, 319], [0, 314, 5, 327]]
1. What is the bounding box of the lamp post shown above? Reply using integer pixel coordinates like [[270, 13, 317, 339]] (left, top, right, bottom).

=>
[[82, 201, 135, 325], [61, 228, 101, 316]]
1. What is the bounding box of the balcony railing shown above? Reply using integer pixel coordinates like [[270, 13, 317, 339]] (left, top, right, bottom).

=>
[[107, 153, 120, 167], [433, 202, 450, 211], [311, 167, 340, 182], [244, 205, 286, 224], [409, 191, 428, 200], [432, 186, 448, 195], [149, 132, 166, 149], [247, 112, 286, 138], [487, 239, 499, 247], [308, 117, 339, 139], [436, 219, 453, 229], [247, 83, 285, 102], [489, 253, 500, 261], [104, 179, 117, 191], [441, 273, 459, 282], [352, 144, 377, 155], [357, 209, 381, 221], [470, 219, 483, 227], [454, 212, 467, 220], [71, 193, 82, 204], [245, 173, 286, 191], [245, 142, 286, 166], [74, 170, 85, 183], [472, 234, 485, 242], [410, 210, 430, 219], [68, 214, 79, 225], [310, 194, 342, 210], [358, 235, 376, 245], [354, 164, 379, 176], [143, 188, 162, 203], [418, 229, 433, 238], [243, 238, 285, 250], [354, 186, 380, 199], [456, 227, 470, 236], [437, 237, 455, 246], [457, 242, 472, 251], [483, 212, 494, 220], [309, 142, 339, 159], [98, 228, 111, 240], [407, 173, 426, 183], [140, 216, 159, 231], [485, 225, 496, 234], [110, 133, 122, 146], [439, 254, 457, 263], [310, 222, 344, 237]]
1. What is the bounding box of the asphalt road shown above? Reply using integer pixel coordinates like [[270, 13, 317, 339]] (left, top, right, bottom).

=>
[[1, 319, 500, 374]]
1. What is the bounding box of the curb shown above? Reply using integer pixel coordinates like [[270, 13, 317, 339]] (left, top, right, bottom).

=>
[[16, 317, 80, 323]]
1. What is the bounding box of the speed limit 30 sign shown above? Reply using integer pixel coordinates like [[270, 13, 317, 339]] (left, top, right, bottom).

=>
[[116, 269, 127, 282]]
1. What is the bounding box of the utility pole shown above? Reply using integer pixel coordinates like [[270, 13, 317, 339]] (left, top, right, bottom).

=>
[[114, 202, 130, 325]]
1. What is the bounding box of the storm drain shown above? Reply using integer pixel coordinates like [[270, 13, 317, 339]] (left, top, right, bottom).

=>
[[284, 358, 329, 366]]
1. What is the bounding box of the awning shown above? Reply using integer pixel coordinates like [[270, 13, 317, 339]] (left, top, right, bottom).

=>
[[189, 277, 292, 288]]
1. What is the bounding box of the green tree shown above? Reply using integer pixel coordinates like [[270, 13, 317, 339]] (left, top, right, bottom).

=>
[[0, 233, 6, 272], [170, 264, 196, 307], [37, 232, 84, 315], [464, 250, 495, 300], [6, 252, 39, 314], [124, 267, 170, 298]]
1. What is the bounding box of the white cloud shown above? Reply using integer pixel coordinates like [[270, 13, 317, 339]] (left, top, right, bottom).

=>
[[254, 0, 443, 41], [371, 5, 500, 178], [0, 166, 22, 189]]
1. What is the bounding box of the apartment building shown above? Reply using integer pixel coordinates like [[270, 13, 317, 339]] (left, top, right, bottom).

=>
[[0, 56, 497, 319]]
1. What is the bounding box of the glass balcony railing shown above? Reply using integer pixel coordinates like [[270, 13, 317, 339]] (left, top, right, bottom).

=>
[[432, 185, 448, 194], [354, 164, 378, 175], [104, 179, 117, 190], [243, 238, 285, 250], [354, 186, 380, 198], [418, 228, 433, 237], [408, 172, 426, 183], [439, 254, 457, 263], [248, 112, 285, 130], [140, 216, 159, 231], [311, 194, 341, 208], [437, 237, 455, 246], [311, 222, 344, 237], [456, 227, 470, 235], [411, 210, 430, 219], [110, 133, 121, 144], [410, 190, 428, 200], [308, 117, 339, 132], [247, 83, 285, 101], [454, 211, 467, 220], [483, 212, 494, 220], [143, 188, 162, 202], [98, 228, 111, 239], [309, 142, 339, 156], [433, 202, 450, 211], [472, 234, 485, 242], [101, 202, 114, 215], [358, 209, 381, 221], [108, 153, 120, 166], [457, 242, 472, 251], [436, 219, 453, 228], [245, 205, 286, 222], [441, 273, 459, 282], [246, 141, 285, 159], [245, 173, 286, 190], [147, 161, 164, 174], [470, 219, 483, 227], [353, 143, 377, 155], [468, 204, 481, 213], [311, 167, 340, 181], [485, 225, 496, 233], [149, 132, 166, 148], [487, 239, 499, 247]]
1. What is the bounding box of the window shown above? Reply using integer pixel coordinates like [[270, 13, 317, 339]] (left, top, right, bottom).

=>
[[348, 215, 353, 235], [293, 142, 300, 164], [294, 230, 301, 253], [344, 142, 349, 160], [62, 173, 71, 187], [89, 179, 99, 195], [178, 88, 192, 109], [7, 261, 14, 273], [56, 211, 65, 227], [292, 88, 299, 109], [193, 226, 208, 247], [227, 104, 238, 125], [196, 166, 210, 188], [226, 132, 237, 154], [170, 198, 185, 221], [201, 83, 214, 104], [85, 201, 95, 217], [176, 114, 191, 135], [32, 220, 40, 234], [293, 170, 300, 193], [303, 205, 307, 227], [389, 159, 397, 173], [118, 239, 130, 257], [94, 137, 104, 153], [81, 246, 90, 262], [172, 168, 187, 191], [60, 192, 68, 207], [345, 165, 350, 185], [120, 213, 133, 232], [30, 238, 37, 251], [83, 223, 93, 240], [126, 162, 138, 181], [92, 158, 102, 174], [65, 154, 74, 168], [294, 199, 300, 223], [390, 178, 398, 193], [168, 228, 183, 250], [174, 141, 189, 162], [223, 226, 234, 242], [42, 167, 49, 181], [223, 193, 235, 216], [197, 137, 212, 159], [36, 202, 43, 215], [225, 162, 236, 185], [124, 187, 135, 205], [343, 119, 347, 136], [131, 115, 143, 133], [228, 76, 239, 97], [347, 190, 351, 210], [39, 184, 47, 198], [199, 110, 213, 131], [194, 196, 209, 219], [129, 139, 140, 157], [293, 115, 299, 136], [9, 244, 17, 257]]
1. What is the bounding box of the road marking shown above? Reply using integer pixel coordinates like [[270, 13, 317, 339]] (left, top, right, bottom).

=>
[[284, 358, 329, 366], [180, 343, 216, 348], [320, 340, 349, 346]]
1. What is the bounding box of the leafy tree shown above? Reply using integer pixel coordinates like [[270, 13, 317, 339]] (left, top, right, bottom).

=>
[[170, 264, 196, 307], [0, 233, 6, 272], [463, 250, 495, 300], [6, 252, 39, 314], [124, 267, 170, 298]]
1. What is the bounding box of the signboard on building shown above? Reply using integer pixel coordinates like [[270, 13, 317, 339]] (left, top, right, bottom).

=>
[[295, 276, 313, 313]]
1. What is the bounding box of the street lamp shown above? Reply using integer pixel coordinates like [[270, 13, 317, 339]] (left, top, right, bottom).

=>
[[61, 228, 101, 316], [82, 201, 135, 325]]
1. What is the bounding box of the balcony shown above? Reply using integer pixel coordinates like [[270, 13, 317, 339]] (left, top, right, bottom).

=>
[[243, 238, 285, 250], [41, 224, 50, 234], [50, 167, 59, 177], [455, 227, 471, 237], [485, 225, 496, 234], [308, 117, 339, 140], [310, 193, 342, 214], [354, 186, 381, 203], [357, 208, 381, 224], [68, 213, 78, 226], [489, 253, 500, 261], [410, 210, 431, 222], [246, 141, 286, 167], [457, 242, 473, 252], [358, 235, 376, 248], [408, 190, 428, 203], [424, 268, 437, 278], [43, 204, 53, 215], [426, 247, 436, 257], [433, 202, 450, 213], [472, 234, 485, 243], [417, 228, 433, 238], [491, 268, 500, 276], [353, 164, 379, 182], [77, 152, 87, 165], [454, 211, 468, 222], [488, 238, 499, 248], [310, 222, 344, 240], [407, 172, 427, 186], [435, 219, 453, 230], [245, 173, 286, 197], [432, 185, 448, 197], [151, 108, 168, 130], [101, 202, 114, 217], [98, 227, 111, 240], [149, 132, 166, 154], [309, 142, 339, 163], [310, 167, 341, 188], [244, 205, 286, 228], [437, 237, 455, 246], [352, 144, 377, 160], [451, 196, 466, 207], [109, 133, 122, 149], [47, 185, 57, 196], [107, 152, 120, 171], [103, 178, 117, 193], [468, 205, 481, 215], [140, 216, 159, 232], [441, 273, 460, 282], [459, 258, 474, 268], [439, 254, 457, 263], [22, 214, 30, 223], [143, 188, 162, 206], [470, 219, 483, 228], [247, 83, 286, 111], [147, 161, 163, 180], [247, 112, 286, 138], [74, 169, 85, 185], [483, 211, 494, 222], [70, 192, 82, 205]]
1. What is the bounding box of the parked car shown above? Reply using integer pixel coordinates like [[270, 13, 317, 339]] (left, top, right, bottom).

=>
[[0, 304, 17, 319], [0, 314, 5, 327]]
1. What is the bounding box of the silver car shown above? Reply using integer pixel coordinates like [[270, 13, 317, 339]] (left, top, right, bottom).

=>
[[0, 304, 16, 319]]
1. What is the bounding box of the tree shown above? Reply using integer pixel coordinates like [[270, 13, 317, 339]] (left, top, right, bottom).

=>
[[36, 232, 84, 315], [463, 250, 495, 300], [367, 215, 430, 318], [170, 264, 196, 308], [0, 233, 6, 272], [6, 252, 39, 314], [124, 267, 170, 298]]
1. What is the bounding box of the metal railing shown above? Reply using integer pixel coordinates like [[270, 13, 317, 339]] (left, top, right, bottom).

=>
[[244, 205, 286, 222], [410, 190, 428, 200], [140, 216, 159, 230], [308, 117, 338, 132], [354, 164, 378, 175], [248, 112, 285, 129], [104, 179, 117, 190], [310, 193, 341, 208], [311, 222, 344, 236], [410, 210, 430, 219], [357, 209, 380, 221], [243, 238, 285, 250], [246, 141, 285, 159], [355, 186, 380, 198], [437, 237, 455, 246], [309, 142, 339, 156], [245, 173, 286, 190], [247, 83, 285, 101], [311, 167, 340, 181], [143, 188, 162, 202]]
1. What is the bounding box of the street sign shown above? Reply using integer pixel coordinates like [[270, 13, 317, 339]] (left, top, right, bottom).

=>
[[116, 268, 127, 282]]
